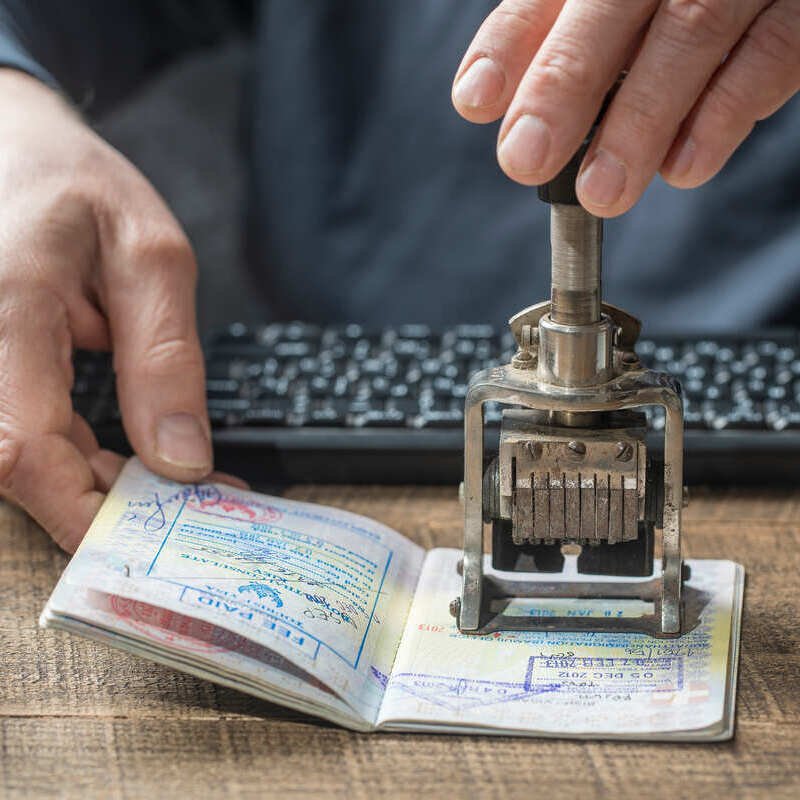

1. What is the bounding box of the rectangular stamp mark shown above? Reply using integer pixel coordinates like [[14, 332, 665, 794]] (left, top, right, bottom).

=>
[[525, 655, 684, 697]]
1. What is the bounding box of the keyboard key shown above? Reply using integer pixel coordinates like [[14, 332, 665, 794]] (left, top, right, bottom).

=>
[[389, 383, 409, 398], [392, 338, 429, 358], [654, 346, 675, 363], [349, 409, 406, 427], [432, 377, 454, 395], [694, 340, 719, 357], [274, 341, 313, 358], [715, 347, 735, 363], [213, 322, 254, 344], [206, 379, 240, 396], [208, 407, 236, 426], [412, 409, 464, 428], [307, 376, 331, 396], [360, 359, 385, 375], [396, 324, 432, 340], [637, 339, 656, 358], [305, 407, 346, 426], [207, 398, 250, 413], [242, 406, 286, 426], [371, 376, 391, 397]]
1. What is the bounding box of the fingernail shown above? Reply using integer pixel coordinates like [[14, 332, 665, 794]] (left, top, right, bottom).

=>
[[498, 114, 550, 177], [156, 413, 211, 470], [453, 57, 505, 109], [577, 149, 627, 207], [667, 136, 696, 179]]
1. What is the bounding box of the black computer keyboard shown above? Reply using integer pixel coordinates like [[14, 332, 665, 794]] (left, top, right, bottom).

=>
[[72, 323, 800, 486]]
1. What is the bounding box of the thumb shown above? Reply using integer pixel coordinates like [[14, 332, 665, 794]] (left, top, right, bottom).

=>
[[105, 225, 212, 482]]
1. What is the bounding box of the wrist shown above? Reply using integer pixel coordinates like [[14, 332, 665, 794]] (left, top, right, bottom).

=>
[[0, 67, 77, 119]]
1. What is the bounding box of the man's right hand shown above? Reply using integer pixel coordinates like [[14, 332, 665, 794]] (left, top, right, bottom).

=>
[[0, 70, 213, 552]]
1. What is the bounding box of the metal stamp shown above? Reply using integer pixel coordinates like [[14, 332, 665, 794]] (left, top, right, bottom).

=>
[[454, 88, 688, 639]]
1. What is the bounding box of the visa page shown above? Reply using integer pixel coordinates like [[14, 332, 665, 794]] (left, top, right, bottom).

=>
[[378, 549, 742, 739], [44, 459, 424, 725], [45, 583, 362, 726]]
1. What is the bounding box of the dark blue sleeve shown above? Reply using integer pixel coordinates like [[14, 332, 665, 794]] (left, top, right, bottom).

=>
[[0, 1, 253, 113]]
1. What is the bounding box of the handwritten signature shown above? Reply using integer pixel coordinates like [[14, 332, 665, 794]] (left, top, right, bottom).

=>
[[127, 484, 223, 532]]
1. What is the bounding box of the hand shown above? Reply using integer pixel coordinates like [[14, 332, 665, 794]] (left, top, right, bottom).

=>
[[0, 70, 230, 552], [453, 0, 800, 216]]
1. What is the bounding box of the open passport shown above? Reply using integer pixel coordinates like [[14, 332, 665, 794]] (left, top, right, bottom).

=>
[[41, 458, 744, 740]]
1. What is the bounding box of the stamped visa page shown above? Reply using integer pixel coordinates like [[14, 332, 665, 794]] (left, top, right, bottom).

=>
[[44, 583, 361, 726], [53, 458, 424, 723], [377, 548, 741, 738]]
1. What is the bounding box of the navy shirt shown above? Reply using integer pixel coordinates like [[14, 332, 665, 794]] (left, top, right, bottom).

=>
[[1, 0, 798, 331]]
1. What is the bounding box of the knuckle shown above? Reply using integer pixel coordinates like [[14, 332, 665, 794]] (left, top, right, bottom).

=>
[[743, 10, 800, 78], [612, 85, 665, 139], [533, 39, 597, 96], [492, 0, 541, 28], [0, 192, 96, 282], [493, 1, 543, 33], [143, 230, 196, 276], [0, 373, 72, 442], [122, 221, 197, 283], [702, 79, 748, 125], [73, 138, 120, 182], [0, 282, 65, 331], [128, 335, 204, 380], [662, 0, 736, 43]]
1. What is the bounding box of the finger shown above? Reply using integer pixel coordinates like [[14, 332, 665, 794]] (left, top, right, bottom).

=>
[[0, 289, 104, 552], [496, 0, 658, 185], [661, 0, 800, 188], [452, 0, 566, 123], [104, 219, 212, 483], [209, 471, 251, 491], [577, 0, 767, 216], [69, 411, 126, 492], [73, 410, 239, 491], [88, 449, 126, 492], [69, 411, 100, 457]]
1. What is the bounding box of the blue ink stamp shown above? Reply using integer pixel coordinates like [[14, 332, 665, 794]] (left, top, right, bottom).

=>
[[238, 582, 284, 607], [384, 670, 559, 712], [525, 655, 685, 697]]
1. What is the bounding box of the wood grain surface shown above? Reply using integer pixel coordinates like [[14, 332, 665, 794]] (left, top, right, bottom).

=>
[[1, 484, 798, 800]]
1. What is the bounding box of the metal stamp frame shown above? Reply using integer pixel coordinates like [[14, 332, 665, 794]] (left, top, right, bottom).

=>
[[456, 364, 685, 638]]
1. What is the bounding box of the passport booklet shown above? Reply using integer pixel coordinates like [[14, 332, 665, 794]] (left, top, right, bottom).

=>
[[41, 458, 744, 740]]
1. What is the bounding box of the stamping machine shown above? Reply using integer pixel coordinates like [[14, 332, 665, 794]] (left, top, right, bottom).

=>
[[452, 122, 688, 639]]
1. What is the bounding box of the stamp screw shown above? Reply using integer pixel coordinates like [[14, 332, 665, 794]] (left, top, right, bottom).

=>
[[621, 351, 640, 369], [526, 441, 543, 459], [615, 441, 634, 461], [567, 440, 586, 458]]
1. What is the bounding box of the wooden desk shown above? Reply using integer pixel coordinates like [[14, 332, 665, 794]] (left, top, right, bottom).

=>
[[1, 485, 798, 799]]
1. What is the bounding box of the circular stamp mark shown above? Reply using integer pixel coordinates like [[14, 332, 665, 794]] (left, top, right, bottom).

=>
[[109, 595, 235, 654], [188, 495, 283, 524]]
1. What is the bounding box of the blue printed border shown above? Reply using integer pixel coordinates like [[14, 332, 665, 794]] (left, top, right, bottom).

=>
[[143, 499, 392, 669]]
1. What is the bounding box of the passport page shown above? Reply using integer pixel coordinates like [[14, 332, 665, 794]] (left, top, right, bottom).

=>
[[377, 549, 743, 740], [42, 458, 424, 728]]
